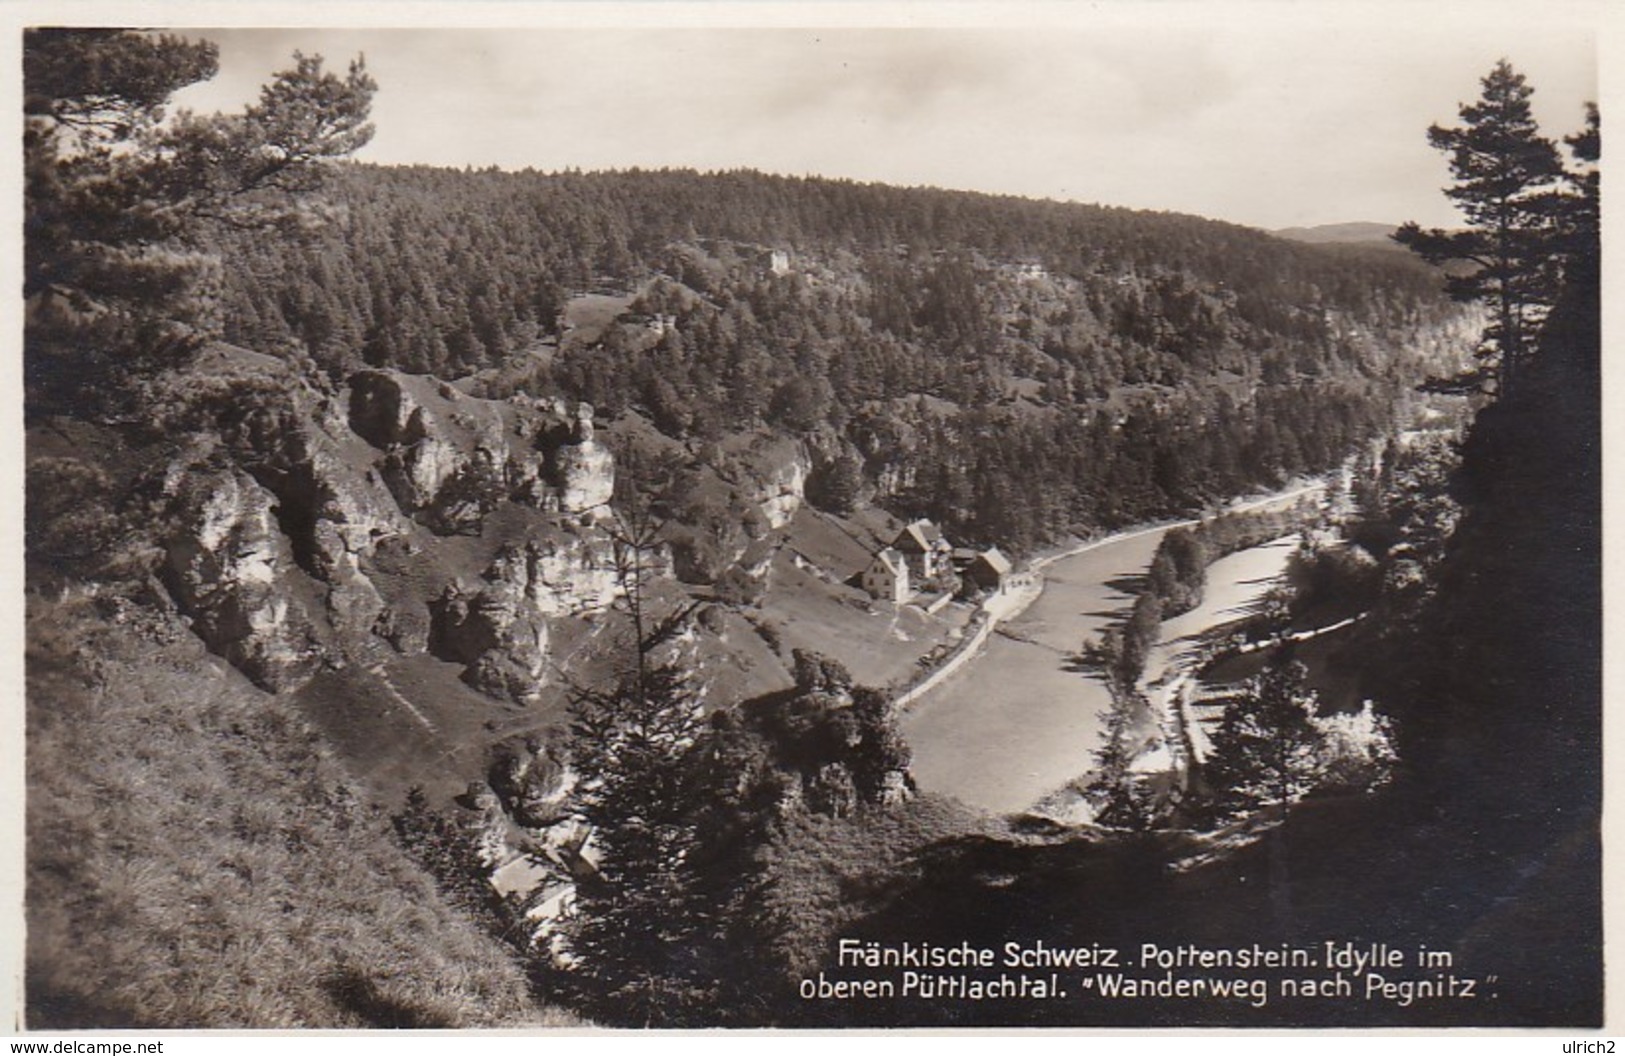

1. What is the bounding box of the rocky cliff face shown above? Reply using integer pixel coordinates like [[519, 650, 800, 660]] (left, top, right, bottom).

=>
[[548, 434, 615, 517], [490, 529, 624, 618], [427, 526, 632, 702], [849, 409, 922, 501], [349, 371, 613, 534], [230, 401, 409, 646], [663, 436, 811, 584], [756, 448, 809, 530], [154, 348, 624, 700], [161, 459, 320, 691], [430, 584, 551, 705]]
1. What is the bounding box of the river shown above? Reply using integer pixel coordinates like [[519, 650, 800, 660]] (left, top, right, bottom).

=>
[[901, 505, 1307, 815]]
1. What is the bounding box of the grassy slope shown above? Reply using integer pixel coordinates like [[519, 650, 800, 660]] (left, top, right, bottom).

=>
[[25, 594, 571, 1029], [290, 656, 516, 809], [689, 606, 795, 708]]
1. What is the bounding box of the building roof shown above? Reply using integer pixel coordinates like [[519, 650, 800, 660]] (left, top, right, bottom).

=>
[[972, 547, 1012, 576], [491, 854, 559, 899], [870, 546, 908, 576], [894, 520, 945, 553], [522, 881, 577, 921]]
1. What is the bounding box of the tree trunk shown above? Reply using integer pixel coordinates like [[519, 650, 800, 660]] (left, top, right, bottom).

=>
[[1268, 805, 1294, 936]]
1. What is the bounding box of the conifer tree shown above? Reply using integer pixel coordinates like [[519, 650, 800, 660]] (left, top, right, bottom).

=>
[[1394, 60, 1565, 396], [1555, 102, 1601, 277], [1203, 658, 1327, 819], [24, 29, 375, 418], [565, 660, 714, 1024], [563, 503, 716, 1024]]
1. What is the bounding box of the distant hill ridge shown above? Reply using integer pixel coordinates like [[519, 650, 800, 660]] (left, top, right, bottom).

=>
[[1273, 221, 1400, 245]]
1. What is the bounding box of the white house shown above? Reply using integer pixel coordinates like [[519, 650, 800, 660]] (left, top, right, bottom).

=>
[[862, 547, 910, 604]]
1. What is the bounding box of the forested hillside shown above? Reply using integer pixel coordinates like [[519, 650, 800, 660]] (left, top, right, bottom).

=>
[[211, 166, 1470, 552]]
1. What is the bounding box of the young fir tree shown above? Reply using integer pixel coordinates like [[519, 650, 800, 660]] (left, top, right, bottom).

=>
[[565, 661, 714, 1024], [562, 503, 717, 1025], [1088, 687, 1158, 832], [1203, 658, 1328, 820]]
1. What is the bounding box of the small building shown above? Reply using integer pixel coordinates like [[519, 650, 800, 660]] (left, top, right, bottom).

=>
[[524, 879, 577, 928], [893, 520, 952, 580], [491, 854, 560, 901], [746, 246, 792, 276], [964, 547, 1012, 594], [489, 826, 602, 960], [862, 547, 910, 604]]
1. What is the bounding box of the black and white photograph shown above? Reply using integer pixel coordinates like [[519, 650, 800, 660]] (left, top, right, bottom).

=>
[[11, 0, 1609, 1033]]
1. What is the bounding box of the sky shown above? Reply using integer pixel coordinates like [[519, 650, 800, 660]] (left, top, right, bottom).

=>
[[158, 2, 1604, 232], [127, 5, 1620, 233]]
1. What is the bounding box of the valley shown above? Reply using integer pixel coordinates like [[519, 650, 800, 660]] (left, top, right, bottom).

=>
[[903, 486, 1312, 815], [21, 27, 1600, 1030]]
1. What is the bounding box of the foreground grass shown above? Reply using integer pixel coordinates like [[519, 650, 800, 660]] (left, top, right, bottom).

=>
[[25, 593, 574, 1029], [753, 793, 1003, 986]]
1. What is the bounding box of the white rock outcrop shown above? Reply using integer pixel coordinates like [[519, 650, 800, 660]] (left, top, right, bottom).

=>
[[161, 463, 318, 692]]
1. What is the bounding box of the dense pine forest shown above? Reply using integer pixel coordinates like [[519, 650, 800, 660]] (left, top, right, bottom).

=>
[[208, 165, 1466, 553]]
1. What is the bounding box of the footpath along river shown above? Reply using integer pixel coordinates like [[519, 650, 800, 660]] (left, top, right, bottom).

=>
[[900, 489, 1313, 815]]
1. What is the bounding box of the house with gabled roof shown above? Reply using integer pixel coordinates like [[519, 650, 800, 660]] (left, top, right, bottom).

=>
[[963, 546, 1013, 593], [892, 519, 952, 579], [862, 546, 910, 604]]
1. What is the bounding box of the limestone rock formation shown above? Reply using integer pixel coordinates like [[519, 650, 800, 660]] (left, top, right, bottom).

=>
[[756, 447, 809, 530], [160, 462, 319, 692], [548, 436, 615, 517], [430, 585, 551, 705], [488, 529, 624, 618], [147, 350, 628, 704], [348, 371, 613, 535], [428, 525, 630, 702]]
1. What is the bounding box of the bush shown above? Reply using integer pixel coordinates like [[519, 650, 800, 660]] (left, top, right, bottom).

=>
[[1286, 541, 1382, 618]]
